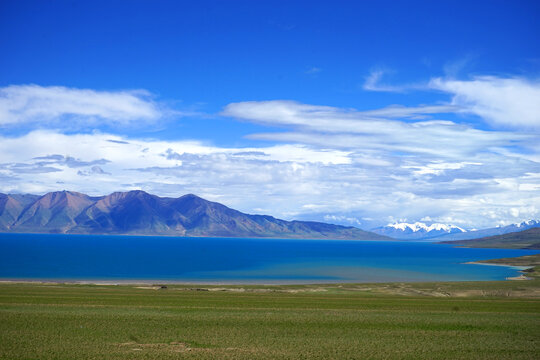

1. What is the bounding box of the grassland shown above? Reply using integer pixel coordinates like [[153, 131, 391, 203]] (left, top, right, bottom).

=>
[[1, 278, 539, 360]]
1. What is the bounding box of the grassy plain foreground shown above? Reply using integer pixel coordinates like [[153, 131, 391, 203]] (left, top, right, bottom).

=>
[[1, 277, 539, 360]]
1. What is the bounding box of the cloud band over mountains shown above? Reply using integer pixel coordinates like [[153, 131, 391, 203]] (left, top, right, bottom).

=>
[[0, 77, 539, 229]]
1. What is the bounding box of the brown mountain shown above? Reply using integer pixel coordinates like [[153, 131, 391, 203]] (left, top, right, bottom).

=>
[[14, 191, 95, 232], [0, 194, 39, 230], [0, 190, 390, 240]]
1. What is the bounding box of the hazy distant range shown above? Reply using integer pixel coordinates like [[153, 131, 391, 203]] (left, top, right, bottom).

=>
[[371, 220, 540, 241], [0, 191, 390, 240]]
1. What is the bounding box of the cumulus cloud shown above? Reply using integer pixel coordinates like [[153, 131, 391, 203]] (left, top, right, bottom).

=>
[[220, 99, 540, 227], [1, 78, 539, 229], [0, 128, 538, 229], [430, 76, 540, 129], [0, 84, 166, 127], [77, 166, 111, 177], [33, 154, 110, 168]]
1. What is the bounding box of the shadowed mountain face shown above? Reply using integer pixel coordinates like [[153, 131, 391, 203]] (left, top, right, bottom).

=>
[[0, 194, 39, 230], [0, 191, 389, 240]]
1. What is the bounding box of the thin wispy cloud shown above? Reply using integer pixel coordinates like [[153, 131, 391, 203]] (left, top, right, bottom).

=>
[[0, 84, 167, 127], [442, 55, 476, 77], [363, 69, 406, 92], [305, 67, 322, 75], [223, 100, 532, 158], [361, 104, 459, 118], [430, 76, 540, 129], [363, 72, 540, 130]]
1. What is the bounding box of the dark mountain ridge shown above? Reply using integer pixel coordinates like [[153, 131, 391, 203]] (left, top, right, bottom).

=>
[[434, 220, 540, 241], [440, 227, 540, 249], [0, 190, 389, 240]]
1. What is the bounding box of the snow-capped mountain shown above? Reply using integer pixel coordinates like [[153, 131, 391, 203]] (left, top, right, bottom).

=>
[[435, 220, 540, 241], [371, 222, 467, 240]]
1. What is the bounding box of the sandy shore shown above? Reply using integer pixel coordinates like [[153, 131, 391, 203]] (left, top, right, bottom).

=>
[[464, 261, 533, 280], [0, 278, 354, 286], [505, 274, 532, 280]]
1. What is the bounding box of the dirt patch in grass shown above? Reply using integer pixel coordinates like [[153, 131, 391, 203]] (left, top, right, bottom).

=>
[[118, 341, 195, 353], [117, 340, 256, 355], [132, 285, 330, 293], [134, 286, 162, 290]]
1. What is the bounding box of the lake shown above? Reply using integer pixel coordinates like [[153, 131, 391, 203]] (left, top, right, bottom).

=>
[[0, 233, 537, 284]]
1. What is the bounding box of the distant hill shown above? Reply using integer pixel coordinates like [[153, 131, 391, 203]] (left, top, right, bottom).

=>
[[435, 220, 540, 241], [440, 227, 540, 249], [0, 190, 389, 240], [371, 222, 466, 240]]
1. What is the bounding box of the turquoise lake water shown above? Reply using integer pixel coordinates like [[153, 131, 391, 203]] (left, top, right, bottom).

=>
[[0, 233, 538, 283]]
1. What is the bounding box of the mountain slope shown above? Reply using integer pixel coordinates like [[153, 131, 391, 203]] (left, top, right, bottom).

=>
[[371, 222, 466, 240], [0, 191, 389, 240], [13, 191, 96, 233], [0, 194, 39, 230], [75, 191, 177, 234], [440, 227, 540, 249]]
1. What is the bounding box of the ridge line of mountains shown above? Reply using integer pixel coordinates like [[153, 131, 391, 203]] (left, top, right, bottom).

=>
[[0, 190, 390, 240], [371, 220, 540, 241]]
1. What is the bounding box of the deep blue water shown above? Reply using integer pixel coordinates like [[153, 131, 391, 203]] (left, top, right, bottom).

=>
[[0, 233, 538, 283]]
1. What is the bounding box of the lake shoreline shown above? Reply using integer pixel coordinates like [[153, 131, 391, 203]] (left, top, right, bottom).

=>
[[4, 254, 538, 285], [464, 253, 540, 280], [0, 274, 529, 286], [2, 233, 538, 284]]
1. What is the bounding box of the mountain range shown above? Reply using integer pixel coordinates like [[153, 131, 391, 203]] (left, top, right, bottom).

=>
[[440, 227, 540, 250], [371, 222, 466, 240], [2, 190, 538, 242], [0, 190, 389, 240], [371, 220, 540, 241], [434, 220, 540, 241]]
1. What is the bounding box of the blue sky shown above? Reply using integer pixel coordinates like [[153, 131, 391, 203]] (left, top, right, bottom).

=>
[[0, 0, 539, 229]]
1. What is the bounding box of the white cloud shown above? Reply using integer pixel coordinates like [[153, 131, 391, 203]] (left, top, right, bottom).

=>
[[224, 100, 533, 159], [361, 104, 458, 118], [430, 76, 540, 129], [364, 73, 540, 130], [0, 84, 166, 126], [305, 67, 322, 75], [220, 99, 540, 228], [1, 78, 539, 230], [363, 69, 405, 92], [223, 100, 458, 130], [403, 161, 482, 176], [0, 127, 538, 230], [0, 130, 350, 193]]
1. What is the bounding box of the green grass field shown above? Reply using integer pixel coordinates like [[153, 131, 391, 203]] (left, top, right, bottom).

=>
[[1, 278, 539, 360]]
